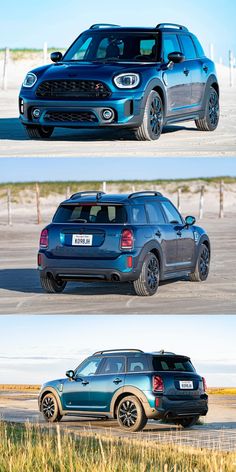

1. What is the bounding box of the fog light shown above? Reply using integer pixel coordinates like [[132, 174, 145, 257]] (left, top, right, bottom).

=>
[[19, 98, 24, 114], [102, 108, 114, 121], [32, 108, 41, 119]]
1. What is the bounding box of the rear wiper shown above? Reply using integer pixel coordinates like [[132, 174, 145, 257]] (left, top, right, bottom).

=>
[[69, 218, 88, 223]]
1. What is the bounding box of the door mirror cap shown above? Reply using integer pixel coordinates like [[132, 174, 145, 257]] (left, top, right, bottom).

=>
[[167, 51, 185, 64], [66, 369, 75, 380], [185, 215, 196, 226], [51, 51, 63, 63]]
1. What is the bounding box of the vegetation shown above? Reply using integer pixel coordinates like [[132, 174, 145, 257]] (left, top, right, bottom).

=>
[[0, 48, 66, 61], [0, 384, 40, 392], [207, 387, 236, 395], [0, 422, 235, 472]]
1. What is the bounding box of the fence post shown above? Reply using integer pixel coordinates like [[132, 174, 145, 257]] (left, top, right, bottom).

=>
[[7, 188, 12, 225], [229, 50, 234, 87], [2, 47, 9, 90], [177, 188, 181, 212], [199, 185, 205, 219], [43, 42, 48, 64], [102, 181, 106, 193], [219, 180, 224, 219], [132, 185, 135, 192], [35, 183, 41, 224], [66, 186, 70, 199]]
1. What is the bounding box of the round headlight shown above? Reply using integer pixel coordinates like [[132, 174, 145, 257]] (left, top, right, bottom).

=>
[[23, 72, 37, 88], [114, 73, 140, 89]]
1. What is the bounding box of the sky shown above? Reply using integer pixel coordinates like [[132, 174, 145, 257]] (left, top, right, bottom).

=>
[[0, 315, 235, 386], [0, 0, 236, 64], [1, 158, 236, 183]]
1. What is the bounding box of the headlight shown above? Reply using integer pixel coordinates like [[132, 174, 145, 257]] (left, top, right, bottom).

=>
[[114, 73, 140, 89], [23, 72, 37, 88]]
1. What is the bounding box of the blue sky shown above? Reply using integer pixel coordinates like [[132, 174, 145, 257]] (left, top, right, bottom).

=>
[[1, 0, 236, 64], [1, 158, 236, 183], [0, 315, 235, 386]]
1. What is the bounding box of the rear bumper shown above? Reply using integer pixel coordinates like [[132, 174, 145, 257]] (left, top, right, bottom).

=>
[[145, 394, 208, 420]]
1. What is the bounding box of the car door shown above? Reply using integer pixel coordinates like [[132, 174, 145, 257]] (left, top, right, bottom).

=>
[[62, 356, 102, 411], [145, 201, 178, 271], [161, 33, 192, 116], [160, 201, 195, 269], [179, 34, 206, 110], [88, 356, 126, 413]]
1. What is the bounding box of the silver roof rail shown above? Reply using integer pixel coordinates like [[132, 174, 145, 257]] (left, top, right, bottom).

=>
[[156, 23, 188, 31], [128, 191, 162, 199], [93, 349, 144, 355], [90, 23, 120, 30], [70, 191, 105, 200]]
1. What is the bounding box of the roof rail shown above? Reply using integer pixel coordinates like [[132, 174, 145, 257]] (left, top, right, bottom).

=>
[[93, 349, 144, 355], [128, 191, 162, 199], [70, 191, 105, 200], [154, 350, 176, 355], [90, 23, 120, 30], [156, 23, 188, 31]]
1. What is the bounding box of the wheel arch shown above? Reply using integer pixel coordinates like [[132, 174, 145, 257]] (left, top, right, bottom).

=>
[[137, 241, 164, 278], [143, 79, 167, 117], [39, 387, 63, 414], [110, 386, 153, 418]]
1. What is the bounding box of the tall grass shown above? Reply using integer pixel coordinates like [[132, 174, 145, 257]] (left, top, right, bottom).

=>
[[0, 422, 235, 472]]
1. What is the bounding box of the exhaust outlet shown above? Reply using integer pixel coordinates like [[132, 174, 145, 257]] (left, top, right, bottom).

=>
[[111, 273, 120, 282]]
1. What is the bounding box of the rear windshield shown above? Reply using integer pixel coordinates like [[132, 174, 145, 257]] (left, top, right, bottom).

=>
[[152, 356, 195, 372], [53, 204, 127, 224]]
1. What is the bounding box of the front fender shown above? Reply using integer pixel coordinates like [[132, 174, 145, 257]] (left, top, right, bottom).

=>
[[38, 386, 63, 414]]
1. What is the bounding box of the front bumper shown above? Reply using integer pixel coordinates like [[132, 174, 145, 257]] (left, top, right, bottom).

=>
[[19, 91, 146, 129]]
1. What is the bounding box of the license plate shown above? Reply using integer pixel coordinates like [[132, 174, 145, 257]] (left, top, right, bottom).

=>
[[72, 234, 93, 246], [179, 380, 193, 389]]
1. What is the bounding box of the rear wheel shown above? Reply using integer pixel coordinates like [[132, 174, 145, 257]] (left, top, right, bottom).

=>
[[41, 393, 62, 423], [117, 395, 147, 432], [195, 86, 219, 131], [40, 273, 67, 293], [133, 252, 159, 296], [25, 125, 54, 139], [175, 416, 199, 428], [134, 90, 164, 141], [190, 244, 210, 282]]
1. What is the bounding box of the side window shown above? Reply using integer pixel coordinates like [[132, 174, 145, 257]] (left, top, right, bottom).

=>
[[162, 34, 181, 62], [191, 35, 205, 58], [100, 356, 125, 374], [75, 357, 101, 377], [180, 34, 197, 60], [127, 356, 149, 372], [161, 201, 183, 225], [146, 202, 165, 224], [131, 205, 147, 224]]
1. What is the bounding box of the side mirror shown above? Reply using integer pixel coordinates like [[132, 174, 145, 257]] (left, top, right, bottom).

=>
[[51, 51, 63, 63], [167, 51, 185, 64], [185, 215, 196, 226], [66, 369, 75, 380]]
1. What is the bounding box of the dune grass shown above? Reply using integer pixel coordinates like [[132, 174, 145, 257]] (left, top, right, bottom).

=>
[[0, 421, 235, 472], [207, 387, 236, 395], [0, 384, 40, 392]]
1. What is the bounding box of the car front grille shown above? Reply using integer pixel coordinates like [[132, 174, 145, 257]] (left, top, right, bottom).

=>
[[44, 111, 98, 123], [36, 80, 111, 99]]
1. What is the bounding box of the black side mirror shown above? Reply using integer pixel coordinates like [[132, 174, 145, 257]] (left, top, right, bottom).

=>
[[185, 215, 196, 226], [167, 51, 185, 64], [51, 51, 63, 63], [66, 369, 75, 380]]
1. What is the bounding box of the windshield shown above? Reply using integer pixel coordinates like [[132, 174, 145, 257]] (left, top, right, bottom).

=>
[[63, 31, 160, 63], [53, 204, 127, 224], [152, 356, 195, 372]]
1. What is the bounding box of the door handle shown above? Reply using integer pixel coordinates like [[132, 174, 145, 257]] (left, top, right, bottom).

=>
[[155, 230, 162, 238], [81, 380, 89, 385], [183, 68, 190, 76], [113, 378, 122, 384], [203, 65, 208, 73]]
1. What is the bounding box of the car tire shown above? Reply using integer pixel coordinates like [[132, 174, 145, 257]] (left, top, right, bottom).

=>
[[175, 416, 199, 428], [134, 90, 164, 141], [190, 243, 210, 282], [195, 86, 219, 131], [117, 395, 147, 432], [25, 125, 54, 139], [41, 393, 62, 423], [40, 273, 67, 293], [133, 252, 159, 296]]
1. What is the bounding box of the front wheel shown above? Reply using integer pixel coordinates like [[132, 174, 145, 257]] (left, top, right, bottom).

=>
[[117, 395, 147, 432], [195, 86, 219, 131], [190, 244, 210, 282], [40, 273, 67, 293], [175, 416, 199, 428], [41, 393, 62, 422], [133, 252, 159, 296], [25, 125, 54, 139], [134, 90, 164, 141]]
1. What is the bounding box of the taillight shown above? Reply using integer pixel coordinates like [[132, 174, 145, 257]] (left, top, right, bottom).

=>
[[121, 229, 133, 249], [202, 377, 207, 391], [40, 228, 48, 248], [153, 375, 164, 392]]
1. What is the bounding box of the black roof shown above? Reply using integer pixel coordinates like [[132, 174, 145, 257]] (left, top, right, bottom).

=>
[[87, 23, 189, 34], [92, 349, 188, 358], [62, 191, 166, 205]]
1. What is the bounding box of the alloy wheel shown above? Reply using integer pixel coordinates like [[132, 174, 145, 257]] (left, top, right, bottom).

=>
[[200, 247, 209, 277], [42, 396, 55, 419], [149, 96, 163, 136], [118, 400, 138, 428], [147, 256, 159, 290], [208, 91, 219, 127]]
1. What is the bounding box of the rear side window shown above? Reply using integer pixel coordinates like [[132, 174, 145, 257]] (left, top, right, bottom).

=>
[[127, 355, 150, 372], [162, 33, 181, 62], [160, 201, 183, 225], [180, 34, 197, 60], [131, 205, 147, 224], [53, 204, 127, 224], [146, 202, 165, 224], [152, 356, 195, 372], [191, 34, 205, 58], [99, 356, 125, 374]]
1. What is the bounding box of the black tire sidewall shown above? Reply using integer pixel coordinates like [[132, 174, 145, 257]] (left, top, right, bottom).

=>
[[206, 87, 219, 130], [117, 396, 147, 432]]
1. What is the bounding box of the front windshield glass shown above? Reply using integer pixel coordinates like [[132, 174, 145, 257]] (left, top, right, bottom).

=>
[[63, 32, 160, 63]]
